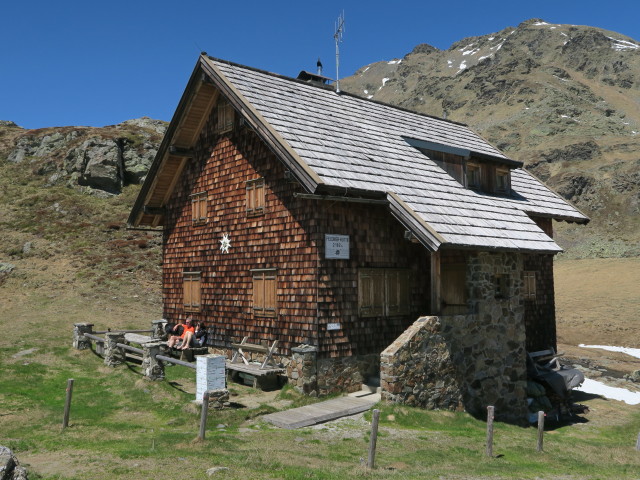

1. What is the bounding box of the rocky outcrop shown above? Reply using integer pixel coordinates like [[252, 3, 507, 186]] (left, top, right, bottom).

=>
[[0, 446, 29, 480], [4, 117, 166, 194]]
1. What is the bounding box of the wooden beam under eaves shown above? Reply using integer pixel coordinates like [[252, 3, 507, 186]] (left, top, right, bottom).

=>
[[143, 206, 165, 216], [168, 145, 195, 158]]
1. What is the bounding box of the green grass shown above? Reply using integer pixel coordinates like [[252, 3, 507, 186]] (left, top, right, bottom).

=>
[[2, 338, 640, 479], [1, 145, 640, 479]]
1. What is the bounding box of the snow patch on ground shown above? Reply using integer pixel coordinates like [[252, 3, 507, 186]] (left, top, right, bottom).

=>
[[447, 59, 453, 68], [576, 378, 640, 405], [579, 344, 640, 359], [381, 77, 390, 87], [388, 59, 402, 65], [575, 344, 640, 404], [533, 21, 550, 26], [457, 61, 467, 74], [608, 37, 640, 51]]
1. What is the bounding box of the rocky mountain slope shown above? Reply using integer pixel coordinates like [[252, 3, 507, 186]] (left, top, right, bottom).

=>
[[1, 117, 166, 195], [0, 118, 166, 293], [341, 19, 640, 257]]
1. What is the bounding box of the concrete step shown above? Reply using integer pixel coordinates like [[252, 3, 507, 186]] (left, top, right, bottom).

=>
[[347, 383, 381, 401]]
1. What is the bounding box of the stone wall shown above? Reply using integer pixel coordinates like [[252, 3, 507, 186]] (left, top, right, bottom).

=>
[[287, 345, 378, 396], [381, 251, 529, 423], [317, 354, 379, 396]]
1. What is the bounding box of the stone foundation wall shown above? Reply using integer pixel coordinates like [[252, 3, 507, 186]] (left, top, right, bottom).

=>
[[317, 354, 379, 396], [381, 251, 530, 423], [287, 346, 378, 397]]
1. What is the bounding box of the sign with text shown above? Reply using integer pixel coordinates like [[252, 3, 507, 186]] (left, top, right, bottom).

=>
[[325, 234, 350, 259]]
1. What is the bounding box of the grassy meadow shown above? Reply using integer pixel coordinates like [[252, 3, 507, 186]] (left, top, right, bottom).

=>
[[1, 153, 640, 479]]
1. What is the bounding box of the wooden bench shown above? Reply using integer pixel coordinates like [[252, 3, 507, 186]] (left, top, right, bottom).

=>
[[227, 337, 284, 389], [124, 333, 153, 345], [529, 347, 564, 370], [230, 337, 280, 369]]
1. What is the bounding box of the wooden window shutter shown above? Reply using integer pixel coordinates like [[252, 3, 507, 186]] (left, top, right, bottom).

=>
[[183, 272, 201, 312], [253, 269, 277, 317], [359, 269, 385, 317], [441, 263, 467, 311], [523, 271, 536, 300], [216, 99, 234, 133], [191, 192, 207, 225], [246, 179, 265, 216]]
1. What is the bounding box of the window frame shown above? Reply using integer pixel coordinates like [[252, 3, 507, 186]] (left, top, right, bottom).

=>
[[246, 178, 265, 217], [183, 271, 202, 313], [494, 273, 510, 299], [190, 191, 208, 225], [466, 162, 482, 190], [358, 268, 411, 318], [523, 271, 536, 301], [252, 268, 277, 318], [215, 99, 235, 133], [495, 167, 511, 195]]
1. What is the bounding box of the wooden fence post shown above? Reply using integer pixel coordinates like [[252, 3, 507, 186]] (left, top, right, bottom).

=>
[[537, 411, 545, 452], [198, 391, 210, 441], [62, 379, 74, 430], [636, 432, 640, 451], [368, 409, 381, 469], [486, 406, 494, 458]]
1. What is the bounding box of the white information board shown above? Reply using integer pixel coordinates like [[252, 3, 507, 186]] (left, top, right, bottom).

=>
[[325, 234, 350, 259]]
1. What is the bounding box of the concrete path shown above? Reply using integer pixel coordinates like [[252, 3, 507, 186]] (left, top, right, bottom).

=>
[[263, 392, 380, 429]]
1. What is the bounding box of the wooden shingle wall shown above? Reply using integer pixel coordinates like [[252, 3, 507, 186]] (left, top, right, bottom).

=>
[[161, 102, 431, 358], [313, 202, 431, 358], [523, 253, 556, 352], [162, 109, 317, 354]]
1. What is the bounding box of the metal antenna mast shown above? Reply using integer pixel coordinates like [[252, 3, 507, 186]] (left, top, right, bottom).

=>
[[334, 11, 345, 93]]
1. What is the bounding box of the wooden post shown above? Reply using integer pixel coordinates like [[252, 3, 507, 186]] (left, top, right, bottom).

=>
[[486, 406, 494, 458], [537, 411, 545, 452], [430, 251, 441, 314], [636, 432, 640, 451], [198, 391, 210, 441], [368, 409, 381, 469], [62, 379, 74, 430]]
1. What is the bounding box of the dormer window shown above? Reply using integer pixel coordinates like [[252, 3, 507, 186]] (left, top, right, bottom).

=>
[[466, 163, 482, 190], [496, 168, 511, 194], [404, 137, 518, 197]]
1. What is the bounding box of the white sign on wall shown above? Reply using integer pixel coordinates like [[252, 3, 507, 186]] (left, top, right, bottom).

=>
[[325, 234, 350, 259]]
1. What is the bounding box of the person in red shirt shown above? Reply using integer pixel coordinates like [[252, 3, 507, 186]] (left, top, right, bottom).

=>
[[176, 317, 195, 349]]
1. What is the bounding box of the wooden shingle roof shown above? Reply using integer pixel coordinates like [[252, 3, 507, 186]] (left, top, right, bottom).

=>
[[130, 55, 588, 253]]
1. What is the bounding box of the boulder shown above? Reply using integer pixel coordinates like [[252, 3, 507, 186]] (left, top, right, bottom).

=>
[[65, 137, 123, 193], [0, 446, 29, 479]]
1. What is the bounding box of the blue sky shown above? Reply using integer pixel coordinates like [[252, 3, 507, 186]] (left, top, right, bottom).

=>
[[3, 0, 639, 130]]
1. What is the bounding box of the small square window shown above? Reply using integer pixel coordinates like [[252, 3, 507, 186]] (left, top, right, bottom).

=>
[[216, 99, 234, 133], [494, 274, 509, 299], [191, 192, 207, 225], [467, 163, 482, 190], [252, 269, 277, 317], [496, 168, 511, 194], [183, 272, 202, 312], [523, 271, 536, 300], [246, 178, 265, 216]]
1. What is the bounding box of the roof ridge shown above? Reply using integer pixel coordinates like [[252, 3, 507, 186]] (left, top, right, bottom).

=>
[[204, 54, 470, 128]]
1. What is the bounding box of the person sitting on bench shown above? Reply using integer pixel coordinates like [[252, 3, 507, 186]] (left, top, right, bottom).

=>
[[168, 317, 194, 349], [178, 320, 207, 350]]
